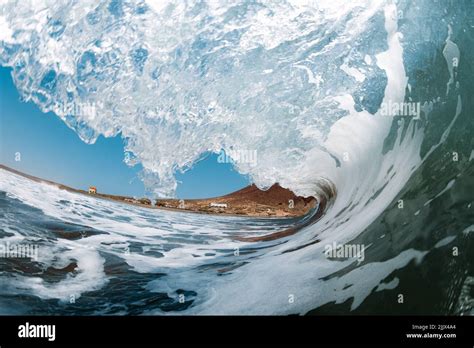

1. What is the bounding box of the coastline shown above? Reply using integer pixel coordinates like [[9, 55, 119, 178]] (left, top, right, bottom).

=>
[[0, 164, 316, 219]]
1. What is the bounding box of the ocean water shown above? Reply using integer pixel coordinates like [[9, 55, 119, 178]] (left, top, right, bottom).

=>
[[0, 0, 473, 315]]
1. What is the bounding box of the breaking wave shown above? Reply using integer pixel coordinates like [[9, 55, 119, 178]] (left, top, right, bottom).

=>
[[0, 0, 473, 315]]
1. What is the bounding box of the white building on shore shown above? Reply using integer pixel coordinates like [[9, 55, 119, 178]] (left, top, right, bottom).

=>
[[209, 202, 228, 208]]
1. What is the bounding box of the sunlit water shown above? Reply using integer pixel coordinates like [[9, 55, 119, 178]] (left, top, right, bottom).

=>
[[0, 0, 473, 314]]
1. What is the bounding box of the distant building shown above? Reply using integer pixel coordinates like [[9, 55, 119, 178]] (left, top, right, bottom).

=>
[[88, 186, 97, 194], [138, 198, 152, 205], [210, 202, 228, 208]]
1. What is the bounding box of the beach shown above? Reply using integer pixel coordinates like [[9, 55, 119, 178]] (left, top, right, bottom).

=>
[[0, 164, 316, 218]]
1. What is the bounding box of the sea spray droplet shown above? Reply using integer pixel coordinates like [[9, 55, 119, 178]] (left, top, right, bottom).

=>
[[47, 19, 65, 39], [130, 48, 148, 74], [77, 51, 97, 82], [40, 70, 58, 92]]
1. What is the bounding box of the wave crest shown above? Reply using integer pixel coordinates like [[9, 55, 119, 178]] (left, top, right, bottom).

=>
[[1, 0, 391, 197]]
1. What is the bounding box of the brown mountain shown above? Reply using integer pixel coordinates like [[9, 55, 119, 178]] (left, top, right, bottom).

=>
[[156, 183, 316, 217]]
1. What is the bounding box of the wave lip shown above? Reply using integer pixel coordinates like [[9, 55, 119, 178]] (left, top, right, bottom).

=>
[[1, 0, 390, 197]]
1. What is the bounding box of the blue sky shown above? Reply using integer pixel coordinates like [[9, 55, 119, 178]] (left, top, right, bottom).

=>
[[0, 66, 249, 198]]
